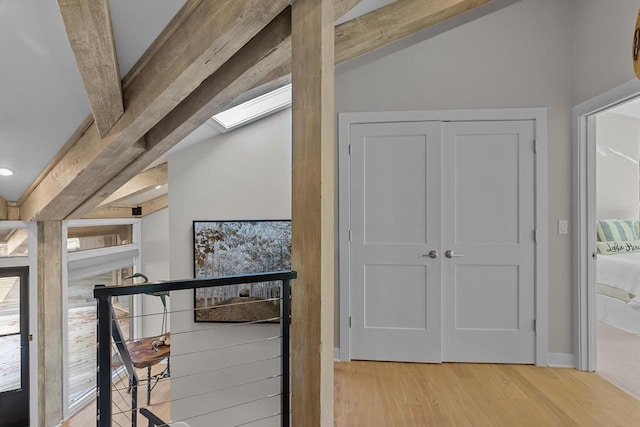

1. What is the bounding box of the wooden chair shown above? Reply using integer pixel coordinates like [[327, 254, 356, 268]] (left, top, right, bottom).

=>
[[111, 308, 171, 408], [126, 333, 170, 405]]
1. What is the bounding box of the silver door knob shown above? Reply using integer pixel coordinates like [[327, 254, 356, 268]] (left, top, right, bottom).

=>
[[445, 250, 464, 258], [422, 250, 438, 259]]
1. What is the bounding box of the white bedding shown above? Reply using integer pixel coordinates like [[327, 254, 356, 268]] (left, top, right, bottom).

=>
[[597, 252, 640, 304]]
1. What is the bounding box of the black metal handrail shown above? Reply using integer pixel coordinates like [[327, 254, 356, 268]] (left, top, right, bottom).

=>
[[94, 271, 296, 427]]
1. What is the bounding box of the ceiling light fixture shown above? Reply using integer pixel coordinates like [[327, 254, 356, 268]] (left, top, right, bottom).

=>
[[0, 168, 14, 176], [211, 84, 292, 132]]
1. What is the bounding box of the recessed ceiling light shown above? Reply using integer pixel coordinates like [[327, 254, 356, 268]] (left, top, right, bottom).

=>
[[211, 84, 292, 132], [0, 168, 13, 176]]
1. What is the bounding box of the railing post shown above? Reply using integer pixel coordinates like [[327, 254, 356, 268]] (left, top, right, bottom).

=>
[[96, 290, 112, 427], [281, 279, 291, 427]]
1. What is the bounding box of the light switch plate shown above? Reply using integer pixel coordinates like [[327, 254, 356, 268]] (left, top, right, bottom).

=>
[[558, 219, 568, 235]]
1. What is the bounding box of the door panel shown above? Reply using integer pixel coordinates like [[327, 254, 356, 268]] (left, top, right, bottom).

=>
[[442, 121, 535, 363], [350, 121, 442, 363], [348, 119, 536, 364], [0, 267, 30, 427]]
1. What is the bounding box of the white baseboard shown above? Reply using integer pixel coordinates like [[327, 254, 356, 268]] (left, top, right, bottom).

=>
[[548, 352, 575, 368]]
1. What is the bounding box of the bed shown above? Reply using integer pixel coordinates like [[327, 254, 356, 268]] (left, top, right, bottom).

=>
[[596, 219, 640, 335]]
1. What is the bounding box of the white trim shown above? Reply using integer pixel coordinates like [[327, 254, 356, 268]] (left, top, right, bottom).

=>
[[572, 79, 640, 372], [338, 108, 549, 365], [334, 348, 340, 361], [61, 218, 142, 418], [0, 257, 29, 268], [27, 223, 38, 427], [548, 353, 576, 368]]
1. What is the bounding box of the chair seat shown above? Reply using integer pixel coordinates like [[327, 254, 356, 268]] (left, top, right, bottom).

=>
[[126, 333, 170, 369]]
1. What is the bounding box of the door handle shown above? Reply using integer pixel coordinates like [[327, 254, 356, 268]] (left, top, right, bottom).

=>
[[445, 250, 464, 258], [422, 250, 438, 259]]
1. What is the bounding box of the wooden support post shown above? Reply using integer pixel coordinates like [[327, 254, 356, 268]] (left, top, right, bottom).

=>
[[0, 196, 7, 220], [291, 0, 335, 425], [37, 221, 63, 426]]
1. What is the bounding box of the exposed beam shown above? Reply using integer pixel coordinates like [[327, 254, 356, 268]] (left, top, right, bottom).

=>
[[19, 125, 146, 221], [334, 0, 362, 19], [0, 196, 7, 220], [6, 229, 28, 255], [98, 163, 167, 208], [291, 0, 335, 425], [58, 0, 123, 137], [7, 202, 20, 221], [141, 194, 169, 217], [21, 0, 290, 222], [335, 0, 493, 64], [69, 8, 294, 219], [82, 194, 168, 219], [81, 205, 135, 220]]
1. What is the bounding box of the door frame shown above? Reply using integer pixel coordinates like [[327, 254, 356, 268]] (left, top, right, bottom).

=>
[[572, 78, 640, 371], [0, 221, 38, 425], [338, 108, 549, 365]]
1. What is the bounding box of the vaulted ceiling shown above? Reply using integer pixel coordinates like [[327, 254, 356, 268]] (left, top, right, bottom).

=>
[[0, 0, 502, 221]]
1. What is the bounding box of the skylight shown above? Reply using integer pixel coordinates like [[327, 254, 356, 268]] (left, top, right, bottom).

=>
[[211, 84, 292, 132]]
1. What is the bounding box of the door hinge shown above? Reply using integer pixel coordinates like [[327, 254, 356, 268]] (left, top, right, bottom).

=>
[[533, 230, 538, 242], [28, 334, 33, 342], [348, 144, 351, 155], [533, 139, 537, 153], [349, 316, 352, 328], [533, 319, 537, 331], [349, 229, 351, 241]]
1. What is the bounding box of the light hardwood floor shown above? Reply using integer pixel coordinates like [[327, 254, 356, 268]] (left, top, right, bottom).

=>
[[335, 361, 640, 427], [64, 361, 640, 426], [61, 364, 170, 427]]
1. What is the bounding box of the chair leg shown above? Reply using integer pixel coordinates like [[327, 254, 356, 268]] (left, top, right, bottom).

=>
[[147, 365, 152, 405]]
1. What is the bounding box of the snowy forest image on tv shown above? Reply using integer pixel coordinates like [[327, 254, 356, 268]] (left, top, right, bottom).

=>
[[193, 220, 291, 322]]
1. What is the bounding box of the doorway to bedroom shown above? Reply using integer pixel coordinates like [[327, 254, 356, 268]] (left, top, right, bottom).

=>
[[593, 102, 640, 399]]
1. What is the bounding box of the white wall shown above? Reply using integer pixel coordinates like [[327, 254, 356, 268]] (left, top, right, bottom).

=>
[[167, 109, 291, 426], [336, 0, 574, 353], [571, 0, 639, 105], [140, 208, 170, 337], [596, 113, 640, 221]]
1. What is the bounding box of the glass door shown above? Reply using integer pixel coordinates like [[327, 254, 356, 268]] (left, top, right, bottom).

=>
[[0, 267, 29, 427]]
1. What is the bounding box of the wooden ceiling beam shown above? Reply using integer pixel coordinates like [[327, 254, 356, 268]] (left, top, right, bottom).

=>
[[6, 202, 19, 220], [334, 0, 363, 19], [6, 229, 28, 255], [98, 163, 167, 208], [82, 194, 168, 220], [58, 0, 123, 137], [20, 0, 290, 221], [69, 8, 293, 219], [0, 196, 7, 220], [335, 0, 494, 64]]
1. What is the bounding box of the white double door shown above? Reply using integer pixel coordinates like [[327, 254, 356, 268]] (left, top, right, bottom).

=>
[[349, 120, 536, 363]]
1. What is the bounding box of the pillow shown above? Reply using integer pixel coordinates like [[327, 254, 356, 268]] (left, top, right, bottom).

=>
[[597, 283, 636, 303], [597, 219, 639, 242], [597, 240, 640, 255]]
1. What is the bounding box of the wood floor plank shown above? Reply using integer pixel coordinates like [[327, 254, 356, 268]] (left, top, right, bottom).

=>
[[64, 360, 640, 426], [335, 362, 640, 427]]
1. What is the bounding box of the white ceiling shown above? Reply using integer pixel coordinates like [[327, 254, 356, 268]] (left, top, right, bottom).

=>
[[0, 0, 390, 203]]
